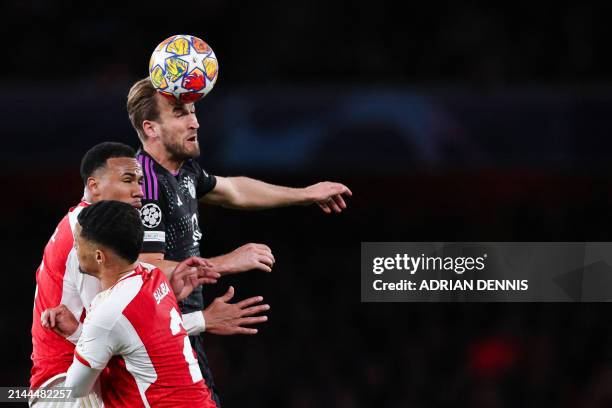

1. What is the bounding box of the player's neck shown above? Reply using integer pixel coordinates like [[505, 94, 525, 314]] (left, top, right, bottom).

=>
[[83, 187, 93, 203], [100, 262, 139, 290], [144, 145, 184, 173]]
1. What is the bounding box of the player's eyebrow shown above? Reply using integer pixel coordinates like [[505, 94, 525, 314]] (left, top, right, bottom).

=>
[[122, 172, 138, 177]]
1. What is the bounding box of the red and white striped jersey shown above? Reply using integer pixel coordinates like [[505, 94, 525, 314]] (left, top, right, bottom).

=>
[[75, 264, 214, 407], [30, 201, 101, 389]]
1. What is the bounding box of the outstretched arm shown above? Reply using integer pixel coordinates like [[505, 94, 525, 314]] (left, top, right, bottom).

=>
[[168, 256, 221, 300], [207, 243, 275, 276], [141, 244, 276, 278], [201, 176, 352, 213], [138, 253, 220, 293]]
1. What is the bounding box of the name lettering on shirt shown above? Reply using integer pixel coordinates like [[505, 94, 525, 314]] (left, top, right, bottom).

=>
[[153, 282, 170, 305]]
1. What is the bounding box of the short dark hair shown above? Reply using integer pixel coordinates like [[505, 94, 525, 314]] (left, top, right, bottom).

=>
[[77, 200, 144, 263], [80, 142, 136, 185]]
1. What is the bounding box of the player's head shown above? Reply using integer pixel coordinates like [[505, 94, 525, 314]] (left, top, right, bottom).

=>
[[81, 142, 144, 209], [127, 78, 201, 161], [76, 200, 144, 277]]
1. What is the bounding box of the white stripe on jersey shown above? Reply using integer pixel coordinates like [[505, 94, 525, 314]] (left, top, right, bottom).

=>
[[61, 248, 101, 324], [67, 205, 83, 234], [61, 204, 101, 319], [77, 275, 143, 368], [117, 316, 156, 408]]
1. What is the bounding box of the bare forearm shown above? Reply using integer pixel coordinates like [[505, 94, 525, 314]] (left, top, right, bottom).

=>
[[203, 176, 351, 213], [235, 177, 309, 208], [217, 176, 310, 209], [138, 254, 179, 279], [207, 253, 232, 275], [206, 243, 275, 276]]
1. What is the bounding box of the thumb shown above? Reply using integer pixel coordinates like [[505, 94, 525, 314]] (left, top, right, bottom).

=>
[[219, 286, 235, 302]]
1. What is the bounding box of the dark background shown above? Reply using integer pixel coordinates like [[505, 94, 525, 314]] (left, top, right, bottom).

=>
[[4, 2, 612, 407]]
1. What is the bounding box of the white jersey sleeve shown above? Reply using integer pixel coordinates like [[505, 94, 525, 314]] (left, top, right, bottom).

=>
[[182, 311, 206, 335], [65, 207, 102, 312], [74, 318, 118, 370], [64, 358, 102, 398], [62, 249, 101, 320], [74, 273, 143, 369]]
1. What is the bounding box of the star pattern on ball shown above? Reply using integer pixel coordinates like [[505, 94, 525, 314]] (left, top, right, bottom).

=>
[[148, 35, 219, 103]]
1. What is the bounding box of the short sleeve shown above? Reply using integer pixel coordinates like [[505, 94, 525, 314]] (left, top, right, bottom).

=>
[[139, 196, 167, 254], [138, 153, 167, 254], [193, 161, 217, 199]]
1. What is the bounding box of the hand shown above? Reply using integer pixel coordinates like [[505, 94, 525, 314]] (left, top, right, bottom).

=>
[[171, 256, 221, 301], [304, 182, 352, 214], [204, 286, 270, 335], [41, 305, 79, 338], [211, 243, 275, 276]]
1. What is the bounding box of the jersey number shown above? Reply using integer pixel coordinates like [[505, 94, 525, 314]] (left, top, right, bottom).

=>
[[169, 307, 203, 383]]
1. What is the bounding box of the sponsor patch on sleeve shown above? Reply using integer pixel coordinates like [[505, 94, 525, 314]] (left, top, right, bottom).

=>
[[144, 231, 166, 243]]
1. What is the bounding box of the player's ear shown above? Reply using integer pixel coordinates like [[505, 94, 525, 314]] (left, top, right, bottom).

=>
[[95, 249, 104, 265], [87, 177, 99, 195], [142, 120, 159, 140]]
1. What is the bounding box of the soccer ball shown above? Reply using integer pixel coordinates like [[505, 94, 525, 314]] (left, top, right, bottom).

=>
[[149, 34, 219, 104]]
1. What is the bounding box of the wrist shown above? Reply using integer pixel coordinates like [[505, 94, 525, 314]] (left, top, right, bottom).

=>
[[66, 323, 83, 344], [202, 309, 215, 332], [299, 186, 314, 204], [207, 254, 232, 276]]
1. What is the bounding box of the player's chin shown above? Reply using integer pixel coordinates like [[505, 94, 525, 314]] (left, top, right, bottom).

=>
[[183, 141, 200, 157]]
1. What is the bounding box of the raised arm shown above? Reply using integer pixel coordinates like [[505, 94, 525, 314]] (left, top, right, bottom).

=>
[[201, 176, 352, 213]]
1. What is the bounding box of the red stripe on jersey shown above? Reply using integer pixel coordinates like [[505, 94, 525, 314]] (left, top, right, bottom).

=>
[[101, 356, 145, 408], [74, 351, 91, 368]]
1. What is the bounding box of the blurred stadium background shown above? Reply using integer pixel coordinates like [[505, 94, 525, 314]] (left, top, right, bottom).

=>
[[4, 2, 612, 407]]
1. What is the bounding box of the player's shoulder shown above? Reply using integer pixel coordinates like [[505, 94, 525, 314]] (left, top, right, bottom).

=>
[[184, 158, 213, 178], [186, 160, 216, 195], [67, 201, 89, 229], [86, 271, 145, 329], [137, 150, 161, 174], [44, 201, 88, 253]]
